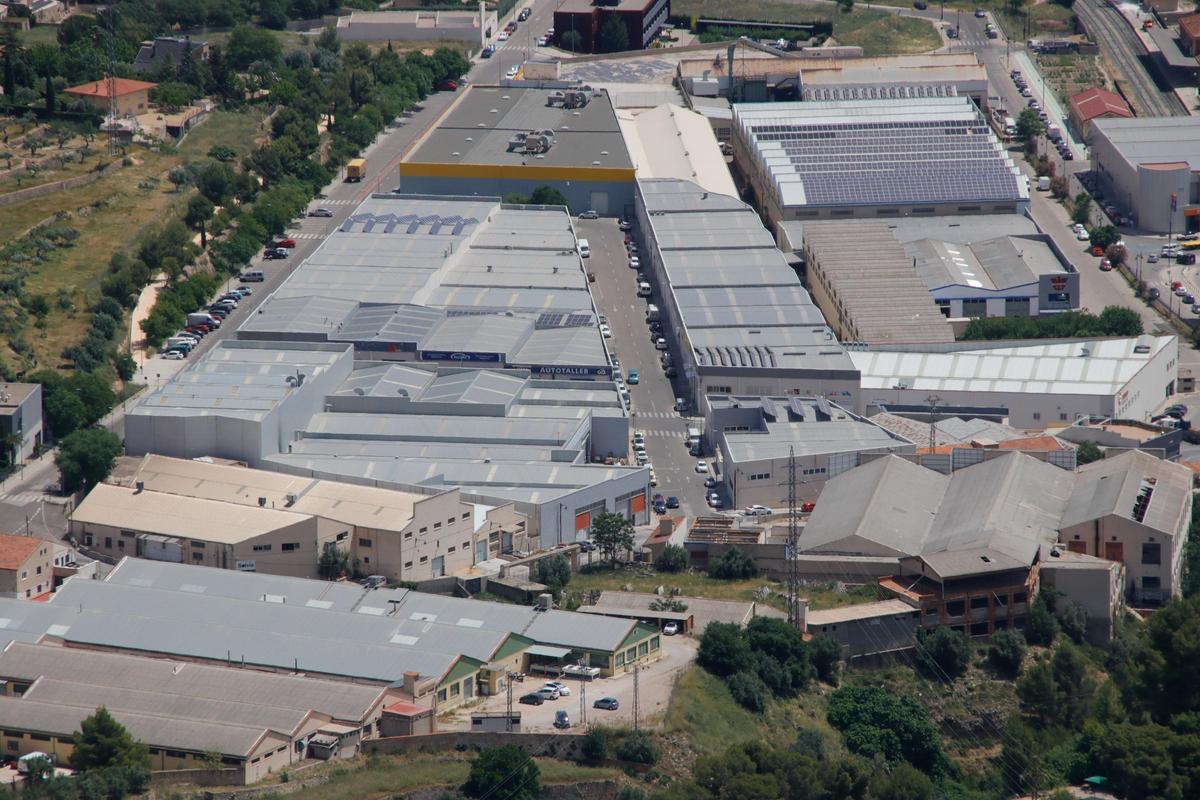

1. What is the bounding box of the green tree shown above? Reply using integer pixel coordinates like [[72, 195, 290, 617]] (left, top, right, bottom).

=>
[[1060, 601, 1088, 644], [697, 621, 749, 677], [1072, 192, 1093, 226], [654, 544, 688, 573], [1089, 224, 1120, 250], [616, 729, 659, 764], [227, 25, 282, 70], [589, 511, 634, 566], [1133, 595, 1200, 723], [989, 627, 1027, 677], [581, 727, 609, 762], [319, 543, 348, 580], [916, 626, 969, 680], [535, 553, 571, 596], [707, 547, 758, 579], [185, 194, 215, 249], [45, 388, 87, 439], [869, 762, 932, 800], [809, 634, 841, 685], [1026, 595, 1058, 646], [528, 185, 569, 208], [836, 0, 855, 11], [1015, 108, 1044, 144], [1076, 440, 1104, 465], [461, 745, 539, 800], [999, 716, 1041, 795], [71, 707, 150, 771], [55, 428, 122, 493], [826, 686, 945, 773], [561, 30, 583, 52], [44, 70, 56, 114], [727, 669, 769, 711], [596, 13, 629, 53]]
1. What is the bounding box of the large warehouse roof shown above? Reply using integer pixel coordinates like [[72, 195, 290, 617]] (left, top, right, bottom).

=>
[[1090, 117, 1200, 172], [618, 104, 737, 197], [403, 86, 632, 170], [851, 335, 1174, 396], [734, 97, 1027, 210]]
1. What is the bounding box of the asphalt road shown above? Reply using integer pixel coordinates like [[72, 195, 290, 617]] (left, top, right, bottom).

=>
[[579, 219, 714, 518]]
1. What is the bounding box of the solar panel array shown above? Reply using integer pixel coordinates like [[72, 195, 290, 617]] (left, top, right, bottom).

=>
[[339, 213, 479, 235], [534, 312, 594, 329], [745, 107, 1023, 208]]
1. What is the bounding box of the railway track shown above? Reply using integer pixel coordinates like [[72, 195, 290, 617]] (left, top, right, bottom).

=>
[[1075, 0, 1186, 117]]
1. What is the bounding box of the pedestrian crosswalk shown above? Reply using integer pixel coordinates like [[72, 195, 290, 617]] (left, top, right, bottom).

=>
[[291, 232, 325, 240], [633, 411, 682, 420], [0, 491, 45, 507], [318, 198, 356, 206]]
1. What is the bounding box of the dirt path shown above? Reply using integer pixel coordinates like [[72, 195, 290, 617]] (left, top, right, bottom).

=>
[[126, 273, 167, 370]]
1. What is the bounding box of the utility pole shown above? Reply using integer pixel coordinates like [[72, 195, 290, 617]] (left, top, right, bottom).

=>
[[926, 394, 943, 452], [632, 663, 640, 731], [506, 673, 514, 732], [579, 674, 587, 728], [786, 447, 801, 628]]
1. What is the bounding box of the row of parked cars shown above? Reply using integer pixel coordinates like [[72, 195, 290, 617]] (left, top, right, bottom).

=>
[[159, 287, 254, 359]]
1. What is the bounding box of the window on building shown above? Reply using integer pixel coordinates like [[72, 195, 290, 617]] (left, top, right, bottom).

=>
[[192, 552, 203, 562], [30, 734, 50, 742], [462, 512, 471, 520], [404, 561, 413, 569], [99, 537, 108, 548], [1059, 413, 1068, 421], [615, 652, 625, 667], [419, 527, 427, 533], [970, 597, 989, 610], [463, 542, 469, 550], [420, 556, 428, 563], [1143, 576, 1161, 589], [253, 544, 272, 552], [336, 531, 348, 541], [1142, 543, 1161, 565], [448, 546, 456, 553], [117, 539, 124, 550], [638, 642, 649, 656], [35, 566, 41, 575], [3, 731, 22, 739], [450, 683, 460, 698], [148, 748, 160, 755], [405, 532, 413, 540], [1013, 592, 1028, 604], [437, 689, 447, 703], [19, 571, 25, 580], [1032, 413, 1041, 421], [191, 541, 206, 549], [281, 543, 300, 552], [6, 743, 16, 752], [650, 636, 660, 651], [83, 534, 93, 546], [961, 299, 987, 317], [359, 538, 373, 548], [434, 522, 442, 529], [945, 600, 966, 617], [448, 518, 456, 525]]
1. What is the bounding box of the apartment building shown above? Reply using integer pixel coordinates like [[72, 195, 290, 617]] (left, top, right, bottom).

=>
[[0, 535, 53, 599]]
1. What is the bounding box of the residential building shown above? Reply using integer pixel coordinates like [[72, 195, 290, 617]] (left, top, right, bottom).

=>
[[1067, 87, 1132, 141], [1088, 117, 1200, 234], [0, 642, 397, 783], [634, 179, 860, 410], [131, 36, 209, 74], [706, 395, 916, 507], [732, 98, 1027, 228], [553, 0, 670, 53], [1178, 13, 1200, 56], [0, 383, 42, 464], [63, 78, 157, 115], [853, 334, 1179, 428], [0, 535, 52, 599], [399, 86, 635, 214]]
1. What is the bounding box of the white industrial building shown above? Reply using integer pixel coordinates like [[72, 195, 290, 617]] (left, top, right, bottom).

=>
[[854, 335, 1179, 429], [706, 395, 916, 508], [1088, 117, 1200, 235], [125, 197, 651, 547]]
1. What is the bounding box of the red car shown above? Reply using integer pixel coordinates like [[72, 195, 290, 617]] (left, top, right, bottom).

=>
[[437, 79, 458, 91], [1091, 245, 1104, 257], [800, 501, 816, 513], [186, 324, 210, 335], [274, 238, 296, 248]]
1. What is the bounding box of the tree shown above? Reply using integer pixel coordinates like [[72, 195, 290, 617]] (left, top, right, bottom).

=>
[[916, 626, 969, 680], [45, 388, 87, 439], [319, 543, 348, 580], [1072, 192, 1093, 226], [72, 707, 150, 771], [1060, 601, 1088, 644], [1015, 108, 1044, 145], [589, 511, 634, 566], [44, 70, 56, 114], [1133, 594, 1200, 723], [837, 0, 855, 11], [186, 194, 215, 249], [1050, 174, 1069, 199], [654, 544, 688, 573], [727, 669, 769, 711], [168, 166, 191, 192], [55, 428, 122, 493], [826, 686, 945, 773], [999, 716, 1041, 795], [461, 745, 539, 800], [561, 30, 583, 52], [1026, 595, 1058, 646], [597, 13, 630, 53], [989, 628, 1027, 677], [870, 762, 932, 800], [616, 729, 659, 764], [1090, 224, 1120, 250], [528, 185, 569, 208], [535, 553, 571, 596], [1076, 440, 1104, 465], [2, 28, 19, 107], [581, 728, 609, 762], [707, 547, 758, 579], [809, 634, 842, 685], [697, 621, 750, 677], [227, 25, 282, 70], [112, 351, 136, 383]]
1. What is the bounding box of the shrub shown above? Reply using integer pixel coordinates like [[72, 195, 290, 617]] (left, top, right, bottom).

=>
[[581, 728, 609, 762], [916, 626, 969, 680], [989, 628, 1027, 677], [616, 730, 659, 765], [706, 547, 758, 580], [654, 544, 688, 573], [727, 670, 768, 712]]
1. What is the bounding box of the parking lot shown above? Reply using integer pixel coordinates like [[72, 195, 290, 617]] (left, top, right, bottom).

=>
[[579, 218, 713, 518], [442, 635, 696, 733]]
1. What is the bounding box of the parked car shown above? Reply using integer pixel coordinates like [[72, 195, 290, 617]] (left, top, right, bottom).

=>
[[619, 219, 632, 231], [519, 693, 544, 706], [546, 681, 572, 696], [264, 248, 288, 259], [1099, 259, 1112, 272], [694, 461, 709, 474], [481, 44, 495, 58], [162, 350, 185, 360], [1164, 404, 1188, 418], [663, 622, 679, 636], [628, 369, 639, 384], [593, 697, 620, 710], [436, 79, 459, 91], [1075, 228, 1090, 241], [518, 7, 531, 20], [579, 540, 596, 552], [274, 238, 297, 248], [308, 208, 334, 218], [554, 710, 571, 729], [743, 505, 771, 516], [664, 366, 677, 378], [801, 501, 817, 513], [535, 686, 560, 701], [704, 476, 716, 488], [653, 499, 666, 514], [497, 31, 510, 41], [1185, 294, 1196, 305], [666, 496, 680, 509]]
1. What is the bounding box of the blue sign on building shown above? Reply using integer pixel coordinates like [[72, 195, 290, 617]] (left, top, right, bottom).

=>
[[420, 351, 503, 363]]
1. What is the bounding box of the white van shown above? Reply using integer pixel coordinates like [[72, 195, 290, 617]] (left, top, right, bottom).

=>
[[637, 282, 651, 298], [577, 239, 590, 258]]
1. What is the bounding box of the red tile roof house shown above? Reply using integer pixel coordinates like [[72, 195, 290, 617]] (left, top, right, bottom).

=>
[[62, 78, 158, 116], [1068, 87, 1133, 142], [0, 534, 52, 600]]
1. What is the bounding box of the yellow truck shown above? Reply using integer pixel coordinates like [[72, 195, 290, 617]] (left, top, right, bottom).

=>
[[346, 158, 367, 182]]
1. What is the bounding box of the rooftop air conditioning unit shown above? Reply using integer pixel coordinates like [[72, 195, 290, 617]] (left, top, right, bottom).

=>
[[535, 593, 552, 611]]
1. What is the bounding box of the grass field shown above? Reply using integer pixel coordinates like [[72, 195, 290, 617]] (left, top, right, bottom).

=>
[[568, 565, 879, 612], [277, 753, 618, 800], [663, 666, 765, 756], [672, 0, 942, 55], [0, 109, 263, 370]]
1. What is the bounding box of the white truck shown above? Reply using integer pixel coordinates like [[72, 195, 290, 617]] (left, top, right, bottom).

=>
[[646, 304, 660, 322], [687, 426, 701, 454]]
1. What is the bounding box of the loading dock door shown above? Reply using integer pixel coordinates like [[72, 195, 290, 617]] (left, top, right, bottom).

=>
[[589, 191, 609, 215]]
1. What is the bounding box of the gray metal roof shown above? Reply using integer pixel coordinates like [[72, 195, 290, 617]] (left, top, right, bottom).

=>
[[725, 418, 912, 463], [1061, 449, 1191, 536], [403, 86, 633, 170], [906, 235, 1064, 292], [1091, 116, 1200, 172]]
